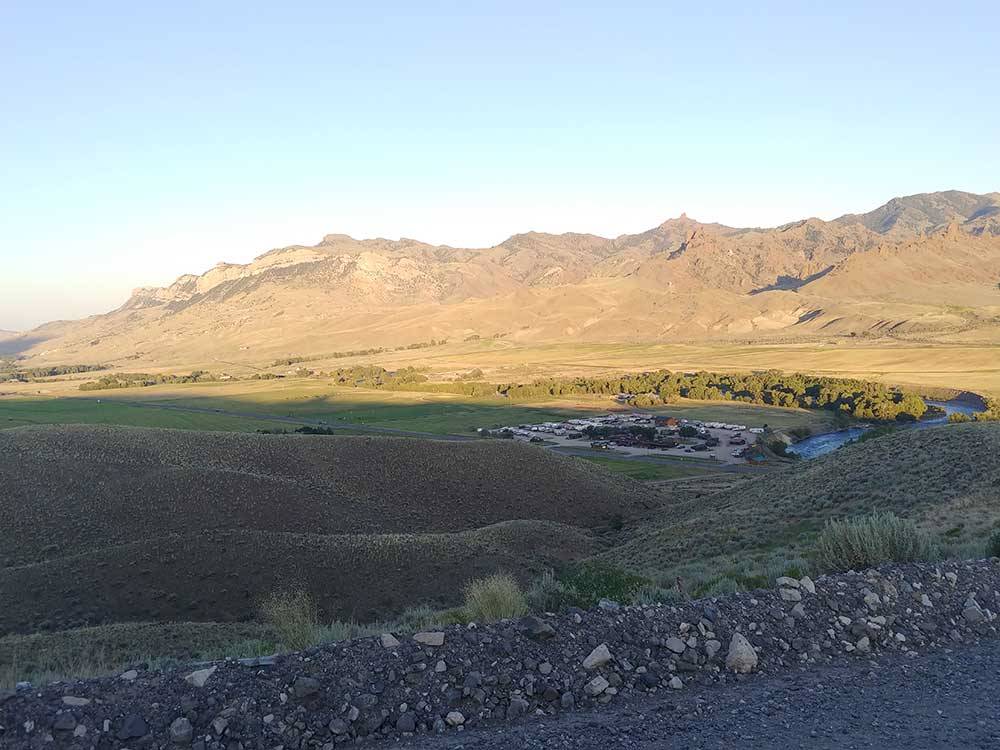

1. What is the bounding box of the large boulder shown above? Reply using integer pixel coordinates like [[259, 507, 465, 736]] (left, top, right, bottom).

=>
[[413, 631, 445, 647], [184, 666, 216, 688], [725, 632, 758, 673], [517, 615, 556, 640], [583, 643, 612, 670]]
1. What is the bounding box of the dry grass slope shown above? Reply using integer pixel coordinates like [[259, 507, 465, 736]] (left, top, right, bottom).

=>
[[0, 425, 637, 633], [603, 423, 1000, 580], [0, 523, 595, 633], [0, 425, 649, 567]]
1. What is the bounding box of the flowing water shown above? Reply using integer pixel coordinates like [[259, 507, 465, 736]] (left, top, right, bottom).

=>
[[786, 399, 981, 459]]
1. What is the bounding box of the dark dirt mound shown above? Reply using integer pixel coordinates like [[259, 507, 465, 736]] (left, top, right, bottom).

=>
[[0, 521, 595, 633], [0, 425, 649, 567], [2, 560, 997, 748]]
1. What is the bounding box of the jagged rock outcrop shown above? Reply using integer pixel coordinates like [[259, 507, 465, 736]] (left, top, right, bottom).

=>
[[13, 191, 1000, 366]]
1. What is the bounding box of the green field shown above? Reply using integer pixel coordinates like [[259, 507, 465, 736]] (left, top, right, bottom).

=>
[[1, 377, 833, 437], [0, 397, 280, 432]]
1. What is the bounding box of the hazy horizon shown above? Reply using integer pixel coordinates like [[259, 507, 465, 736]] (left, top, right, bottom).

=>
[[3, 1, 999, 331]]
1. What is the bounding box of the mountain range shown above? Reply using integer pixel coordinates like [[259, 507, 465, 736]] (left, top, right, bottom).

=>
[[8, 190, 1000, 367]]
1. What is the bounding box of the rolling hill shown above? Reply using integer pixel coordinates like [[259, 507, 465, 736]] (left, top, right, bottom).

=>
[[602, 421, 1000, 582], [0, 425, 647, 631], [8, 191, 1000, 367]]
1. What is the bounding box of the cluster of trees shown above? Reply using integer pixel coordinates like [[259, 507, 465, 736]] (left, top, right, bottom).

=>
[[79, 371, 217, 390], [272, 339, 447, 367], [949, 396, 1000, 423], [319, 365, 430, 388], [583, 424, 656, 440], [322, 366, 928, 422], [481, 370, 927, 422], [0, 363, 106, 383], [257, 425, 339, 435]]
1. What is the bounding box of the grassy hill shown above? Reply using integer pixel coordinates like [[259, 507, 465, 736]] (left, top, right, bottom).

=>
[[0, 522, 595, 634], [603, 422, 1000, 590], [0, 425, 647, 635], [5, 421, 999, 682], [0, 425, 649, 568]]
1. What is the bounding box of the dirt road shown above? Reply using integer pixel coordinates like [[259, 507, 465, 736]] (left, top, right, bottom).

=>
[[405, 640, 1000, 749]]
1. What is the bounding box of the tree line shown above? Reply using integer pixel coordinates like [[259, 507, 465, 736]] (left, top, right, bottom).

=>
[[272, 339, 448, 367], [78, 371, 217, 390], [0, 363, 107, 383], [949, 396, 1000, 423], [72, 360, 936, 424], [316, 365, 930, 422]]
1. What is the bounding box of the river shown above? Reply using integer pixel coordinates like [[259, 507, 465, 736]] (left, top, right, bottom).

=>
[[786, 399, 981, 459]]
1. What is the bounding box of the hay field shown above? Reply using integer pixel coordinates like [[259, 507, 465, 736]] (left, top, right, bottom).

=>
[[0, 376, 833, 437], [251, 339, 1000, 396]]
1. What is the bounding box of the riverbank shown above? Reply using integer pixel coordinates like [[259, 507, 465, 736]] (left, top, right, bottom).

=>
[[787, 397, 984, 459]]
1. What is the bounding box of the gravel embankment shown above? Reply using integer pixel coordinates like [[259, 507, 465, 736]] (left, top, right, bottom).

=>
[[406, 639, 1000, 749], [2, 559, 998, 749]]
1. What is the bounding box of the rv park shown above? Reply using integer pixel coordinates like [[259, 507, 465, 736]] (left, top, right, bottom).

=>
[[479, 407, 766, 465]]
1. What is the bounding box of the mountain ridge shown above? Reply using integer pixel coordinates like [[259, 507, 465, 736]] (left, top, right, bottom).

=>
[[9, 190, 1000, 366]]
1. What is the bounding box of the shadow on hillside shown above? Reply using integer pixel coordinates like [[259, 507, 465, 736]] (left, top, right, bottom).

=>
[[0, 333, 52, 356], [0, 391, 632, 436], [111, 391, 617, 435]]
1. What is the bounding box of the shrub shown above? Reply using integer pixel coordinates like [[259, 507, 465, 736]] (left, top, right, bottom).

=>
[[556, 562, 650, 608], [988, 531, 1000, 558], [463, 573, 528, 622], [258, 590, 319, 651], [526, 570, 583, 612], [630, 584, 680, 605], [815, 511, 938, 572]]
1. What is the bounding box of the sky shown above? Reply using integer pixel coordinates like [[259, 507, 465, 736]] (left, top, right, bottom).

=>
[[2, 1, 999, 331]]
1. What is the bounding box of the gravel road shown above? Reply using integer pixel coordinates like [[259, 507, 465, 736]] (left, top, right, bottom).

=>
[[406, 640, 1000, 749]]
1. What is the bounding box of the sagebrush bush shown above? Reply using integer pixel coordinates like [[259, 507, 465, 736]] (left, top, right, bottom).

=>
[[557, 562, 651, 607], [816, 511, 937, 572], [988, 531, 1000, 558], [526, 570, 583, 611], [258, 590, 319, 651], [630, 584, 680, 605], [463, 573, 528, 622], [527, 565, 657, 610]]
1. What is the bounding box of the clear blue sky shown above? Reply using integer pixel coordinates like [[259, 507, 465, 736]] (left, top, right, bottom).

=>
[[2, 1, 998, 330]]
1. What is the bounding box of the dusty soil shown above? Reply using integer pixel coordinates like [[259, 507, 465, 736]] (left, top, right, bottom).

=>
[[407, 639, 1000, 749], [1, 560, 997, 749]]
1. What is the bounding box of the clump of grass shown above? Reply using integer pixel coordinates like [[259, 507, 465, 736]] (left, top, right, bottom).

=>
[[816, 511, 938, 572], [988, 531, 1000, 558], [630, 584, 680, 606], [463, 573, 528, 622], [526, 564, 653, 611], [526, 570, 581, 612], [557, 562, 651, 607], [258, 590, 319, 651]]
